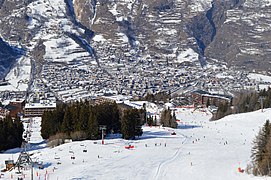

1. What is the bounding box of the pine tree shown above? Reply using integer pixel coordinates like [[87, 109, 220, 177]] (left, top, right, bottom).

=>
[[121, 109, 134, 139], [121, 109, 142, 139], [160, 108, 177, 128], [61, 107, 73, 135], [170, 111, 178, 128], [78, 103, 89, 131], [160, 109, 167, 127], [0, 115, 24, 151], [147, 116, 153, 126], [87, 111, 99, 140], [70, 102, 79, 131], [54, 104, 65, 133], [110, 102, 120, 133], [13, 117, 24, 148], [251, 120, 271, 175], [41, 111, 55, 139], [154, 115, 157, 126], [143, 103, 147, 125]]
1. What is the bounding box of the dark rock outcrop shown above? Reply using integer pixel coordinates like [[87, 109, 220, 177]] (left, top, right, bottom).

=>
[[0, 38, 24, 78]]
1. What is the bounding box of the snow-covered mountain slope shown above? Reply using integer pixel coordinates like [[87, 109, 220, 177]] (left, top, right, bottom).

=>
[[0, 0, 271, 93], [26, 0, 95, 64], [0, 38, 24, 79], [0, 108, 269, 179], [0, 0, 98, 91]]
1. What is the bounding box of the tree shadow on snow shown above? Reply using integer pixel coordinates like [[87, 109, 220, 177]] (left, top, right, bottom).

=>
[[105, 134, 123, 139], [140, 130, 176, 140], [178, 124, 202, 130]]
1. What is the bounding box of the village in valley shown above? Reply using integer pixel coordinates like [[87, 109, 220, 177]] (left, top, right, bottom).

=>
[[1, 0, 271, 178], [0, 17, 271, 177], [0, 54, 269, 121], [0, 56, 270, 179]]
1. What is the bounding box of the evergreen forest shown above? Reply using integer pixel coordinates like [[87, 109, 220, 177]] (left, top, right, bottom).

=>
[[212, 88, 271, 120], [0, 116, 24, 151], [160, 108, 177, 128], [41, 101, 144, 142]]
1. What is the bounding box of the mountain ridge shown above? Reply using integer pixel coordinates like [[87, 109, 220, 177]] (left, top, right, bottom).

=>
[[0, 0, 270, 91]]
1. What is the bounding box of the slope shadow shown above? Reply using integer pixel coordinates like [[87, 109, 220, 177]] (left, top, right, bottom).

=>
[[40, 162, 52, 168], [29, 141, 46, 147], [33, 162, 52, 169], [3, 141, 47, 154]]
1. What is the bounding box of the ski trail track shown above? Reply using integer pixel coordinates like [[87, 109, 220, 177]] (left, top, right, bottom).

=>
[[154, 134, 190, 180]]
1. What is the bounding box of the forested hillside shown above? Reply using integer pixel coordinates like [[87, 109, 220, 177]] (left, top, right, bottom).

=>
[[41, 101, 144, 143], [212, 88, 271, 120], [0, 116, 24, 151]]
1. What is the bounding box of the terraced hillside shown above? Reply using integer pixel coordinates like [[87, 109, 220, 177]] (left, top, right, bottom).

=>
[[0, 0, 270, 81]]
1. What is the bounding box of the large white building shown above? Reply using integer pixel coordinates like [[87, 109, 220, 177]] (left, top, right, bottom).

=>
[[24, 101, 56, 117]]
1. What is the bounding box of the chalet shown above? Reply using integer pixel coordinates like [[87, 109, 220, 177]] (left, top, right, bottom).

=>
[[5, 160, 14, 171], [5, 99, 25, 118]]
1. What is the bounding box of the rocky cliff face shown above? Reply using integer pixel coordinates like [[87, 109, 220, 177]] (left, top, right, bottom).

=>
[[206, 0, 271, 72], [0, 0, 29, 79], [72, 0, 214, 69], [0, 0, 270, 80], [72, 0, 271, 72]]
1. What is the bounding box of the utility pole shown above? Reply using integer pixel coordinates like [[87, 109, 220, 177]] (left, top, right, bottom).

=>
[[31, 163, 33, 180], [143, 103, 147, 125], [99, 125, 106, 145], [259, 96, 265, 112]]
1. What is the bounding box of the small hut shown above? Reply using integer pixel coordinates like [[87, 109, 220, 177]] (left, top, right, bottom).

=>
[[5, 160, 14, 170]]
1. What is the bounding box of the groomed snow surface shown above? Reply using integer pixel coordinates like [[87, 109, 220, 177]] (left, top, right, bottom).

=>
[[1, 108, 270, 180]]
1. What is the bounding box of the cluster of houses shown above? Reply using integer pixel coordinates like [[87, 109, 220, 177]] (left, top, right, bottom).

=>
[[36, 30, 264, 106], [0, 35, 268, 119], [0, 87, 235, 120], [0, 60, 263, 120], [0, 90, 57, 119], [0, 98, 56, 119]]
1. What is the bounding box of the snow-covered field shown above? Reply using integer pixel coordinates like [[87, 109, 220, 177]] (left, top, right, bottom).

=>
[[0, 108, 270, 180], [0, 56, 31, 92], [248, 73, 271, 83], [176, 48, 199, 64]]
